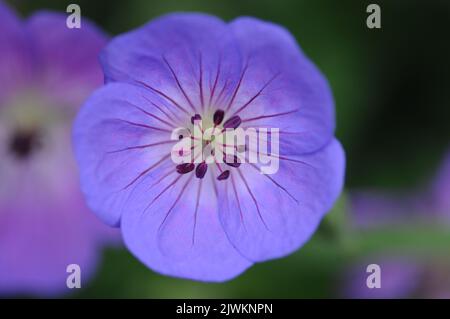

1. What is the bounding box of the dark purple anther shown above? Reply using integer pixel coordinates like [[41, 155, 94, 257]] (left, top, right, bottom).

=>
[[217, 170, 230, 181], [213, 109, 225, 125], [224, 155, 241, 168], [191, 114, 202, 124], [223, 115, 241, 129], [176, 163, 195, 174], [195, 162, 208, 179]]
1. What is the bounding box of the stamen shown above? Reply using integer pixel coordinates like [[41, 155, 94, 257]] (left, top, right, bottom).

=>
[[213, 109, 225, 125], [222, 115, 242, 129], [195, 162, 208, 179], [224, 155, 241, 168], [176, 163, 195, 174], [191, 114, 202, 124], [217, 170, 230, 181]]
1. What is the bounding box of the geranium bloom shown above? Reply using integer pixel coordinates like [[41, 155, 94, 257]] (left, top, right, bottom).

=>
[[0, 3, 118, 295], [74, 13, 345, 281]]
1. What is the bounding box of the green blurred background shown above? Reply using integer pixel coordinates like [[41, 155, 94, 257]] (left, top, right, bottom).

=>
[[8, 0, 450, 297]]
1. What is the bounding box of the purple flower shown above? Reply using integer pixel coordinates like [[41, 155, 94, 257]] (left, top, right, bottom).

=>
[[350, 148, 450, 228], [342, 256, 450, 299], [342, 258, 422, 299], [430, 150, 450, 217], [73, 13, 345, 281], [345, 149, 450, 298], [0, 2, 119, 295], [350, 191, 426, 228]]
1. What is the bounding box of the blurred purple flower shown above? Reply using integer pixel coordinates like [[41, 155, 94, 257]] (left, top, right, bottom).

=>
[[350, 191, 426, 228], [342, 257, 450, 299], [345, 148, 450, 298], [350, 148, 450, 228], [73, 13, 345, 281], [430, 150, 450, 217], [342, 258, 422, 299], [0, 2, 119, 295]]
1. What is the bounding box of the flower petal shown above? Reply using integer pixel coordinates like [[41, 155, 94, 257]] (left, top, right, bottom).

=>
[[228, 17, 335, 154], [217, 139, 345, 262], [0, 187, 101, 295], [0, 127, 118, 295], [25, 11, 107, 107], [100, 13, 243, 114], [0, 1, 31, 104], [73, 83, 183, 226], [120, 169, 252, 282]]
